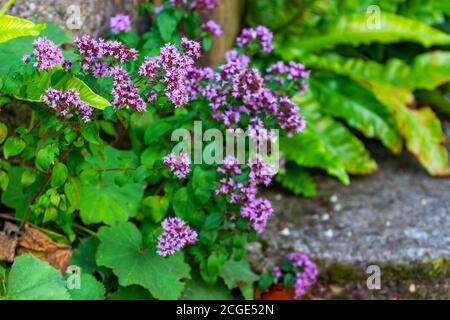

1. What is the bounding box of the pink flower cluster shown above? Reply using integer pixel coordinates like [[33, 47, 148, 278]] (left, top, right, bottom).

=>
[[163, 152, 191, 179], [278, 96, 307, 137], [110, 66, 146, 112], [266, 61, 311, 94], [190, 0, 217, 10], [138, 40, 200, 107], [201, 20, 222, 37], [215, 155, 276, 233], [31, 37, 64, 71], [192, 47, 306, 138], [110, 13, 131, 34], [157, 217, 198, 256], [169, 0, 217, 10], [74, 35, 138, 77], [288, 252, 318, 299], [42, 87, 93, 122], [236, 26, 274, 53]]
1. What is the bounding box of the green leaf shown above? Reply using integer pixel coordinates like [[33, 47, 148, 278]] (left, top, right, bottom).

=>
[[309, 74, 402, 153], [5, 254, 70, 300], [35, 145, 56, 171], [416, 89, 450, 116], [202, 37, 212, 51], [80, 122, 102, 145], [181, 271, 234, 300], [64, 177, 81, 213], [0, 264, 5, 296], [0, 170, 9, 191], [0, 121, 7, 144], [51, 163, 68, 188], [276, 164, 316, 197], [1, 166, 43, 217], [3, 136, 25, 158], [142, 195, 169, 223], [0, 24, 68, 76], [96, 222, 191, 300], [71, 237, 99, 274], [108, 285, 154, 300], [2, 66, 110, 110], [0, 15, 45, 43], [303, 108, 378, 175], [156, 11, 180, 42], [55, 74, 110, 110], [258, 272, 274, 291], [68, 273, 105, 300], [220, 258, 258, 300], [144, 120, 173, 144], [280, 131, 349, 185], [283, 51, 450, 91], [20, 169, 36, 187], [79, 147, 144, 225], [286, 12, 450, 51], [172, 187, 195, 220], [370, 84, 450, 176]]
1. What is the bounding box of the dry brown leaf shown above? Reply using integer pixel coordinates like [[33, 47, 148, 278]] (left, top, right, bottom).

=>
[[0, 222, 20, 262], [16, 225, 72, 272]]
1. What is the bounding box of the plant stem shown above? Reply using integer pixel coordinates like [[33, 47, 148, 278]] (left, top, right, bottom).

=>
[[19, 172, 52, 230], [72, 223, 97, 236]]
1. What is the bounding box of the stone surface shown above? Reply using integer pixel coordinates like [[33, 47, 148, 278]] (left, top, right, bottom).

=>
[[1, 0, 138, 37], [254, 121, 450, 270]]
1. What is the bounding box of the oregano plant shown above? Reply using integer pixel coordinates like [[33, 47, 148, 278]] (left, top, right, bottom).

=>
[[0, 0, 315, 300]]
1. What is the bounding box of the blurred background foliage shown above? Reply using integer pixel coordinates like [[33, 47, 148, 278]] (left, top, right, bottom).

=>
[[247, 0, 450, 196]]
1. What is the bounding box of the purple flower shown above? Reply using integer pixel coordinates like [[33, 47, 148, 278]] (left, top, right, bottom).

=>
[[110, 13, 131, 34], [138, 56, 161, 79], [74, 35, 138, 77], [159, 43, 195, 107], [22, 54, 30, 63], [74, 35, 104, 70], [181, 37, 201, 59], [185, 67, 214, 98], [277, 96, 306, 137], [110, 66, 146, 112], [288, 252, 318, 299], [146, 91, 158, 102], [215, 177, 238, 196], [169, 0, 188, 7], [42, 87, 93, 122], [240, 197, 274, 233], [248, 155, 276, 186], [266, 61, 311, 93], [157, 217, 198, 256], [62, 59, 73, 71], [190, 0, 217, 10], [92, 61, 108, 78], [101, 40, 138, 64], [217, 155, 242, 175], [201, 20, 222, 37], [163, 152, 191, 179], [32, 37, 64, 71], [272, 266, 282, 279], [236, 26, 273, 53]]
